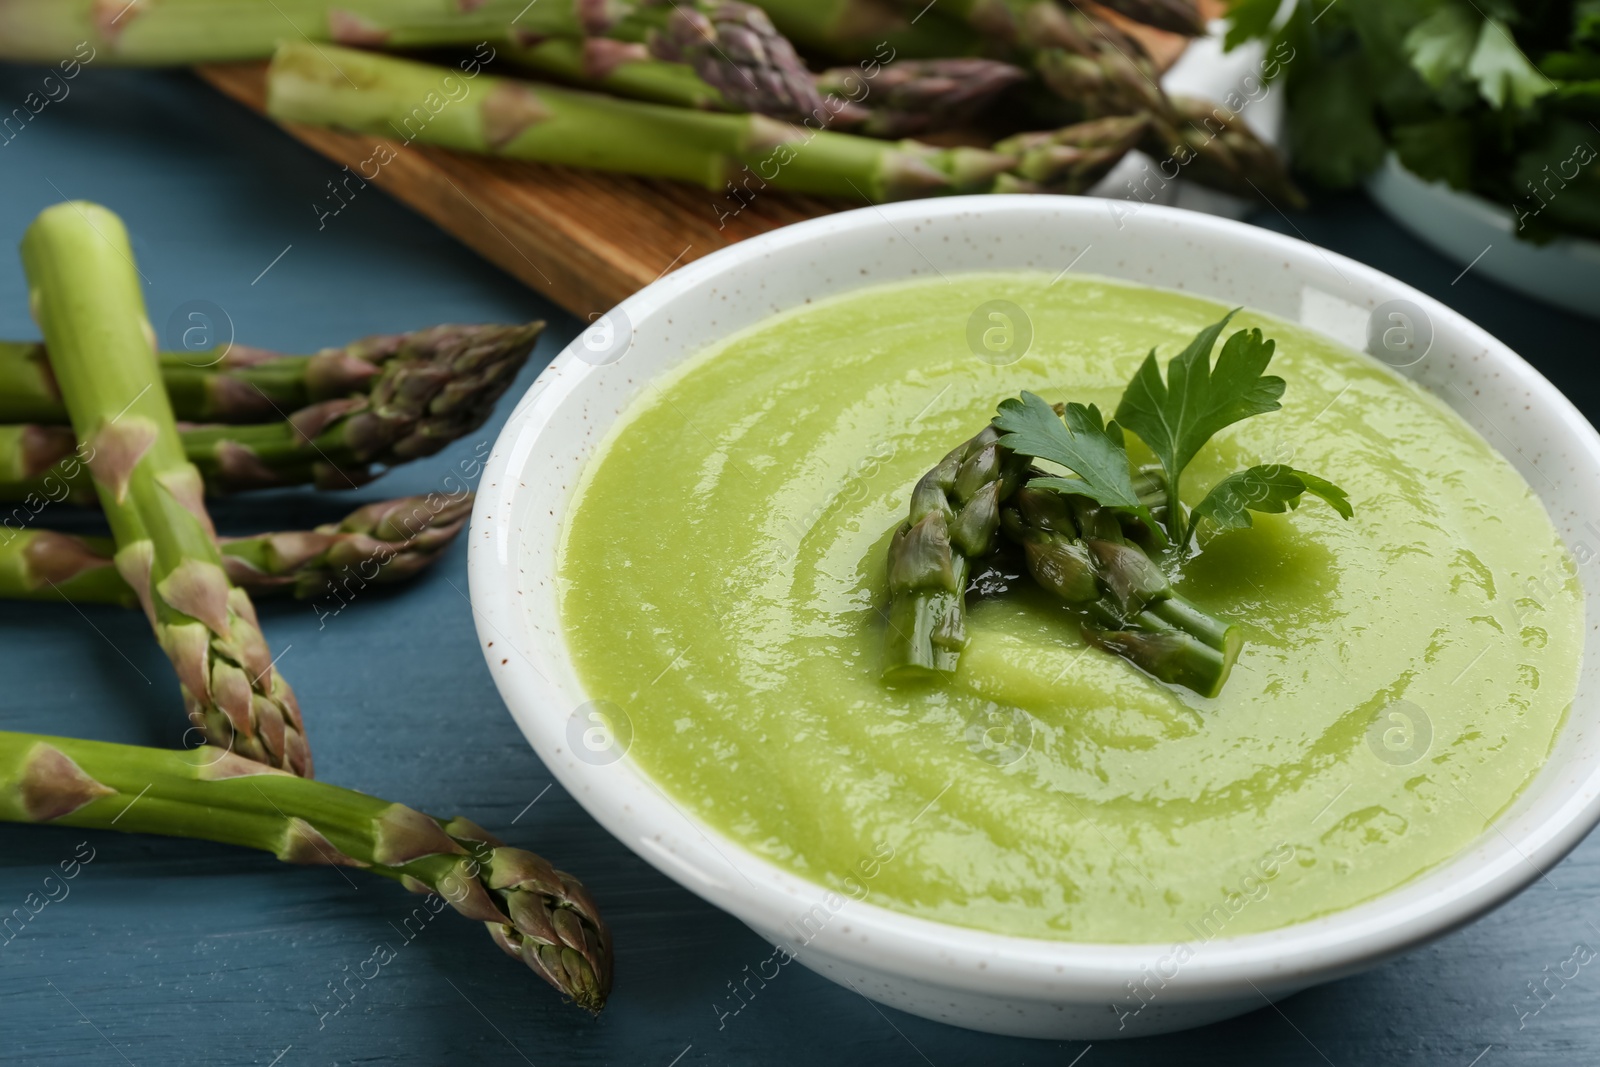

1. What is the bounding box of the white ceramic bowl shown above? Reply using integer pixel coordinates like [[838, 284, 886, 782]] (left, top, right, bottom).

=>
[[468, 196, 1600, 1039]]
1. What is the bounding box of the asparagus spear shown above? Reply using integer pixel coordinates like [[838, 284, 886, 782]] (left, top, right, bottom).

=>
[[1024, 5, 1171, 120], [993, 3, 1307, 206], [882, 425, 1031, 681], [0, 0, 824, 119], [0, 0, 534, 62], [0, 423, 97, 505], [768, 0, 1205, 46], [640, 0, 824, 120], [0, 320, 537, 501], [267, 43, 1143, 200], [0, 494, 471, 606], [507, 39, 1027, 139], [0, 323, 541, 425], [1000, 485, 1239, 696], [268, 41, 1005, 200], [0, 411, 415, 499], [819, 58, 1029, 138], [744, 0, 1303, 206], [0, 732, 612, 1011], [1146, 95, 1306, 206], [20, 201, 310, 776], [503, 37, 734, 111], [741, 0, 976, 58]]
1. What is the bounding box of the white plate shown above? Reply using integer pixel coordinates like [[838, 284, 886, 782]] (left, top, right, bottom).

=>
[[1367, 154, 1600, 318]]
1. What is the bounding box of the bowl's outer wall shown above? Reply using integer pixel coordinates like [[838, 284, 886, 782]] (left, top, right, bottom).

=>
[[1367, 154, 1600, 321], [469, 197, 1600, 1039]]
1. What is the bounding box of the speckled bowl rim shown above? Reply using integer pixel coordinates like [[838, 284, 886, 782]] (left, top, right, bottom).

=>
[[469, 196, 1600, 1004]]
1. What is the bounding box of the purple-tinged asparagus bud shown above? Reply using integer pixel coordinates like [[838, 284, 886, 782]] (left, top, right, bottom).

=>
[[819, 58, 1027, 138], [997, 116, 1148, 195], [1153, 95, 1307, 208], [888, 511, 957, 593], [482, 846, 613, 1013], [650, 1, 824, 121]]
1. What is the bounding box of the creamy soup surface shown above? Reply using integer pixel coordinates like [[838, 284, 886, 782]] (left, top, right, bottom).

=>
[[557, 273, 1582, 941]]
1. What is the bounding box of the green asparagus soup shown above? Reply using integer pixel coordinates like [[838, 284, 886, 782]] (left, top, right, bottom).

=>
[[556, 273, 1582, 942]]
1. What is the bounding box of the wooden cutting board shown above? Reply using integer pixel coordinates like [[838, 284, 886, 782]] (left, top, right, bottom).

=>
[[200, 61, 845, 319], [198, 20, 1195, 318]]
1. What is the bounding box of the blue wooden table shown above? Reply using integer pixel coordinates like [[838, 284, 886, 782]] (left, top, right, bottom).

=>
[[1, 65, 1596, 1067]]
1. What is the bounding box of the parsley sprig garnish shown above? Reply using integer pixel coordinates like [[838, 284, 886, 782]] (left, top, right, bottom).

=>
[[1002, 310, 1352, 550], [992, 393, 1163, 541]]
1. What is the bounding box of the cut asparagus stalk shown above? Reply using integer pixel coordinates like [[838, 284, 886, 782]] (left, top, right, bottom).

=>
[[21, 201, 310, 776], [882, 425, 1031, 681], [0, 732, 612, 1012], [883, 409, 1238, 694], [0, 323, 541, 425], [0, 494, 471, 606], [267, 43, 1142, 200], [268, 41, 1008, 200], [1001, 485, 1240, 696], [991, 113, 1149, 191]]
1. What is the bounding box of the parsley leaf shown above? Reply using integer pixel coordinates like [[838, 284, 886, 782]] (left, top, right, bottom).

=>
[[1467, 18, 1555, 110], [1404, 5, 1479, 88], [992, 391, 1158, 531], [1114, 312, 1286, 545], [1191, 465, 1354, 532], [1392, 118, 1475, 189], [1223, 0, 1284, 51], [1285, 51, 1388, 188]]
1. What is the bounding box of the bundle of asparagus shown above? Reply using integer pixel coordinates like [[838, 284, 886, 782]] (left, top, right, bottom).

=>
[[0, 322, 540, 501], [0, 0, 1298, 205], [0, 0, 819, 116], [270, 43, 1158, 200], [881, 412, 1241, 696], [2, 199, 610, 1011], [882, 314, 1352, 697], [0, 323, 541, 424]]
